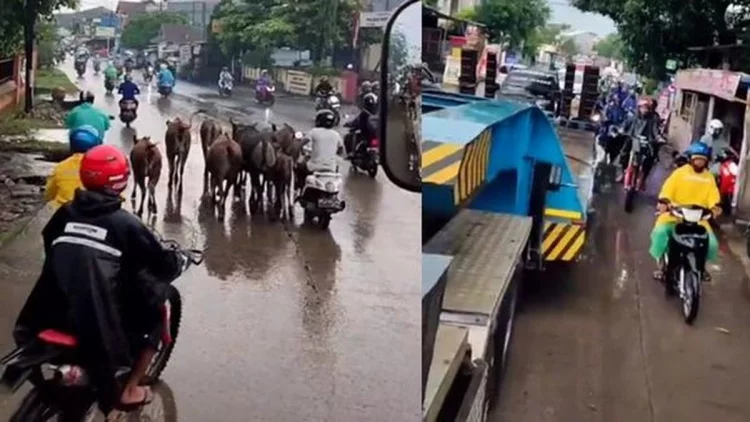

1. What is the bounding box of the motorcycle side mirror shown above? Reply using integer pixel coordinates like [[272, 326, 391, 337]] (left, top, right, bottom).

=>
[[378, 0, 421, 192]]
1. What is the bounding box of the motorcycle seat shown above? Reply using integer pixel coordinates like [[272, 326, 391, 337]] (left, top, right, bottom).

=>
[[38, 329, 78, 348]]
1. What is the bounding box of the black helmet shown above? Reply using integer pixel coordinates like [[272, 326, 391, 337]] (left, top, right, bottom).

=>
[[315, 109, 336, 128], [363, 93, 378, 113]]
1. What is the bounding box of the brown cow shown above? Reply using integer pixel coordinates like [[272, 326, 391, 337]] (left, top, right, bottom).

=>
[[200, 118, 222, 197], [165, 110, 203, 194], [130, 135, 162, 216], [206, 132, 244, 219], [266, 151, 295, 221]]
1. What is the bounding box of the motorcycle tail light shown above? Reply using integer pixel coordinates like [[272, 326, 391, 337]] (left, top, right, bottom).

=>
[[370, 137, 380, 148]]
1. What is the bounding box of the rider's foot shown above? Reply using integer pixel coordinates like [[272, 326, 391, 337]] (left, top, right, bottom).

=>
[[653, 269, 664, 280], [703, 271, 712, 283], [116, 385, 153, 411]]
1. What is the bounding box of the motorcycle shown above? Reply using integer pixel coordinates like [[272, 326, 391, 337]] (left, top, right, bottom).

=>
[[218, 79, 233, 97], [716, 148, 739, 215], [119, 99, 138, 127], [345, 119, 380, 178], [74, 62, 86, 78], [158, 84, 173, 97], [296, 145, 346, 229], [623, 135, 654, 213], [593, 123, 623, 192], [659, 204, 711, 324], [92, 62, 100, 74], [104, 79, 115, 95], [0, 241, 204, 420], [316, 94, 341, 126], [256, 84, 275, 105], [143, 66, 154, 84]]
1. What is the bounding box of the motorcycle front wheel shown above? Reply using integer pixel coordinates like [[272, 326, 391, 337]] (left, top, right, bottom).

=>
[[143, 285, 182, 384], [681, 269, 701, 324], [623, 165, 638, 213]]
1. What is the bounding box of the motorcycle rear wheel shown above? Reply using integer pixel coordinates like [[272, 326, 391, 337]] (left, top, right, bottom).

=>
[[143, 285, 182, 384], [10, 387, 96, 422]]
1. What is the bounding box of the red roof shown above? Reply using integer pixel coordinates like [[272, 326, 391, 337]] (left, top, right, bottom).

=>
[[116, 1, 147, 15]]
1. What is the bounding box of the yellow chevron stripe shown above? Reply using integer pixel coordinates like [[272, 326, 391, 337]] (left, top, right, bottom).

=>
[[455, 129, 491, 204], [541, 222, 586, 262], [422, 143, 463, 168], [424, 161, 461, 184]]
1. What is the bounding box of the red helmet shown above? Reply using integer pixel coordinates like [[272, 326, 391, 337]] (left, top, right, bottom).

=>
[[80, 145, 130, 194]]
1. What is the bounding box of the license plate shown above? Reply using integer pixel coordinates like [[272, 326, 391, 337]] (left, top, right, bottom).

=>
[[318, 198, 339, 208]]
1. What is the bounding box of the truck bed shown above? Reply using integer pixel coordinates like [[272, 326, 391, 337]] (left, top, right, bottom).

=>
[[423, 210, 532, 320]]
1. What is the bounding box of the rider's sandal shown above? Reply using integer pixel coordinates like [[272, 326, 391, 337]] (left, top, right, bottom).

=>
[[113, 388, 154, 412], [702, 272, 712, 283], [653, 269, 664, 281]]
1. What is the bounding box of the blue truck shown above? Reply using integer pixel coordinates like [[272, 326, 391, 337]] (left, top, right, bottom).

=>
[[422, 86, 597, 420]]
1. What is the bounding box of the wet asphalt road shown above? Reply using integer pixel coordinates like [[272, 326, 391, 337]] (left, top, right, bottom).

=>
[[0, 62, 421, 421], [492, 161, 750, 421]]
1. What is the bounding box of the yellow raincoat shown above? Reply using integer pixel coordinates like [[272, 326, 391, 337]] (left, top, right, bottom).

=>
[[45, 153, 84, 209], [650, 164, 720, 260]]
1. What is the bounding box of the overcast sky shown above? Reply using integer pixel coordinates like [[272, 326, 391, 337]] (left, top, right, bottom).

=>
[[549, 0, 616, 36], [392, 1, 421, 64], [60, 0, 616, 37]]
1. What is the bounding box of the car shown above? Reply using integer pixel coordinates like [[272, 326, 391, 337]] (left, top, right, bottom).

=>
[[497, 68, 561, 115]]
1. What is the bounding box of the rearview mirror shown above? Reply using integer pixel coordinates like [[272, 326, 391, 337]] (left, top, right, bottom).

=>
[[379, 0, 421, 192]]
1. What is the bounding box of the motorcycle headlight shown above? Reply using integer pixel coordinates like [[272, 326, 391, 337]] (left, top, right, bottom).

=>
[[591, 113, 601, 123], [325, 182, 336, 192]]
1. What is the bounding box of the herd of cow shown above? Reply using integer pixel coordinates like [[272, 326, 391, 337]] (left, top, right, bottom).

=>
[[129, 110, 306, 220]]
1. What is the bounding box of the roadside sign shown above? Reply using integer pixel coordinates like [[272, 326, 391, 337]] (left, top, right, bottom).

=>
[[95, 26, 115, 38], [359, 11, 391, 28]]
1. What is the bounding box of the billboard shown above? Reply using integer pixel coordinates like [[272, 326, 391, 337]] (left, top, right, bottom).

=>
[[95, 26, 115, 38]]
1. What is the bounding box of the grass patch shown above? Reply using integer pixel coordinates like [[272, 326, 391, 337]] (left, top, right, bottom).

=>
[[0, 137, 69, 158], [35, 68, 77, 95], [0, 113, 63, 136]]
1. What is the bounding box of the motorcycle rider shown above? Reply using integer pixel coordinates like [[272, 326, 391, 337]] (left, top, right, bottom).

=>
[[314, 76, 335, 108], [14, 144, 185, 414], [650, 141, 720, 282], [344, 92, 378, 157], [157, 63, 175, 90], [47, 91, 109, 208], [696, 119, 725, 155], [299, 109, 345, 178], [104, 61, 118, 89], [118, 74, 140, 109], [219, 66, 233, 89], [616, 98, 663, 183]]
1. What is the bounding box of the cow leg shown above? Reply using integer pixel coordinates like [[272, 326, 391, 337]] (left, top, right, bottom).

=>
[[178, 154, 187, 195], [137, 181, 146, 216], [148, 178, 158, 215], [202, 166, 210, 198]]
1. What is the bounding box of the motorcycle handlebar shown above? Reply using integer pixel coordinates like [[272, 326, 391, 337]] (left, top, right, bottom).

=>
[[159, 238, 205, 268]]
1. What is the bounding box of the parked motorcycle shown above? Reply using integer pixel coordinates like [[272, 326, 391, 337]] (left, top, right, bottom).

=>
[[119, 100, 137, 127], [316, 94, 341, 126], [623, 135, 654, 213], [659, 204, 711, 324], [0, 241, 204, 420], [296, 145, 346, 229], [92, 61, 100, 74], [715, 148, 739, 215], [256, 84, 275, 106], [218, 79, 233, 97]]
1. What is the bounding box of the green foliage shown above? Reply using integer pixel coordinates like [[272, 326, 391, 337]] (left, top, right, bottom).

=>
[[37, 20, 60, 68], [387, 30, 408, 78], [473, 0, 550, 49], [571, 0, 735, 78], [213, 0, 361, 64], [0, 0, 77, 58], [524, 23, 575, 58], [121, 12, 188, 49], [593, 32, 624, 60]]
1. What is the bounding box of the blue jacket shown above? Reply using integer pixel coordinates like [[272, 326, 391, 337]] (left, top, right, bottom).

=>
[[118, 81, 140, 101], [158, 69, 175, 87]]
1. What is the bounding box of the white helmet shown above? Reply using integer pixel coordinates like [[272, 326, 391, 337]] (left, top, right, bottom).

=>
[[708, 119, 724, 136]]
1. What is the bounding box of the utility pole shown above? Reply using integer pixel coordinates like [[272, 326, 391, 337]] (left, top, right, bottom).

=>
[[23, 0, 37, 113]]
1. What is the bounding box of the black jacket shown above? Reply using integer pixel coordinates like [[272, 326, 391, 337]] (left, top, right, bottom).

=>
[[13, 189, 182, 409], [314, 81, 333, 96]]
